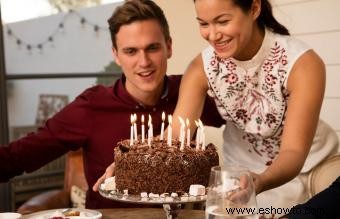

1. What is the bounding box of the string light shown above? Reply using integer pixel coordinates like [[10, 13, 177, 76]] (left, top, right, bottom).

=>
[[5, 9, 108, 53]]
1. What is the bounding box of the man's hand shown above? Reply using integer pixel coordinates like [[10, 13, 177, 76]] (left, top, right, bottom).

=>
[[92, 162, 115, 192]]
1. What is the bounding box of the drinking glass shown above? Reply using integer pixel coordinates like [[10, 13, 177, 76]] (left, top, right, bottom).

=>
[[205, 166, 258, 219]]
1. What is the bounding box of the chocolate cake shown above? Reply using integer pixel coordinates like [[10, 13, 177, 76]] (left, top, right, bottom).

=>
[[114, 138, 219, 195]]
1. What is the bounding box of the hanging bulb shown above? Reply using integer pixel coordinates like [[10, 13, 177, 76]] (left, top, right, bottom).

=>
[[48, 36, 54, 48], [7, 28, 12, 36], [59, 22, 65, 34], [80, 17, 86, 29], [94, 25, 100, 37]]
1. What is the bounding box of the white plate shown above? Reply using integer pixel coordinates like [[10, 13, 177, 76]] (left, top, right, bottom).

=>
[[21, 208, 102, 219]]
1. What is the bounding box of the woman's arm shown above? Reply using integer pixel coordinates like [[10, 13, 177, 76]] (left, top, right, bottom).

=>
[[256, 50, 326, 194], [171, 54, 209, 139]]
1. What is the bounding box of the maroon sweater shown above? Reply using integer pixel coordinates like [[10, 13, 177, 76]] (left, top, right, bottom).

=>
[[0, 75, 224, 208]]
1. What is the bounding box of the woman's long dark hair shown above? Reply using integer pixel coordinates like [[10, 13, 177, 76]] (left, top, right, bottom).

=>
[[194, 0, 290, 35]]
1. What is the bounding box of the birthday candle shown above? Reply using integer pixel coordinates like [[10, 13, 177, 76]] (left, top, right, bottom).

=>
[[201, 130, 206, 150], [147, 114, 153, 147], [141, 115, 145, 143], [130, 114, 134, 146], [178, 116, 185, 151], [160, 112, 165, 141], [133, 113, 138, 142], [198, 119, 205, 149], [167, 115, 172, 146], [149, 114, 153, 139], [186, 118, 190, 147], [195, 120, 200, 150]]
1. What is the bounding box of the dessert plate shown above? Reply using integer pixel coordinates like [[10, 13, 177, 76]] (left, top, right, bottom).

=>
[[99, 185, 206, 205], [99, 178, 206, 219], [20, 208, 102, 219]]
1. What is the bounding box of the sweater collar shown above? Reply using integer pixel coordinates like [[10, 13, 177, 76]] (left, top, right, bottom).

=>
[[113, 74, 172, 108]]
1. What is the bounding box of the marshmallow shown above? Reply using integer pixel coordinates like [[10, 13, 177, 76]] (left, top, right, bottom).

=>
[[140, 192, 148, 198], [160, 193, 169, 198], [123, 189, 129, 195], [103, 176, 116, 190], [148, 193, 159, 198], [170, 192, 178, 198], [189, 184, 206, 196]]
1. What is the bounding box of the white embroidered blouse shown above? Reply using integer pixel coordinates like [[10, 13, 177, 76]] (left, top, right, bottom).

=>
[[202, 29, 338, 172]]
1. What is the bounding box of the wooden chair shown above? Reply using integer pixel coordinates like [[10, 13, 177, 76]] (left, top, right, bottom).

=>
[[17, 149, 88, 214]]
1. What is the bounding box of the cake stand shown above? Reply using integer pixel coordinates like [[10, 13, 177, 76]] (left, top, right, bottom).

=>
[[99, 187, 206, 219]]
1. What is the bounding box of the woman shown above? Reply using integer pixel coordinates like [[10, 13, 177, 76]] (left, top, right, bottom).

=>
[[171, 0, 339, 214]]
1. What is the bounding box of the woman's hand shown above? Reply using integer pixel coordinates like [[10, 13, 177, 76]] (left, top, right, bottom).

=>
[[92, 162, 115, 192], [228, 174, 252, 204], [250, 172, 264, 195]]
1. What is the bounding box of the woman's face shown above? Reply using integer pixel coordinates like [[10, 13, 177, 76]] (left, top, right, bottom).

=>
[[195, 0, 260, 60]]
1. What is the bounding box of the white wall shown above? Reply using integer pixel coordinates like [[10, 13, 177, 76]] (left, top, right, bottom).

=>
[[273, 0, 340, 144]]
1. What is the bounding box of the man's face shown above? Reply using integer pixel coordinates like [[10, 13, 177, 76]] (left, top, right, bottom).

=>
[[113, 19, 172, 103]]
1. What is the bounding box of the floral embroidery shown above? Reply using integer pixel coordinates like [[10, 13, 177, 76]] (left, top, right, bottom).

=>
[[265, 74, 277, 86], [235, 109, 249, 123], [224, 73, 238, 84], [206, 37, 290, 163], [265, 113, 277, 127]]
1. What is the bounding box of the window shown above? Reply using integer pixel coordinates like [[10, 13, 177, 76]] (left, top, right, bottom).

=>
[[0, 1, 123, 211]]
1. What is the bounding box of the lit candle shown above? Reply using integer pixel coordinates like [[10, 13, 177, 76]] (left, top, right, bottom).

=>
[[186, 118, 190, 147], [133, 114, 138, 142], [198, 119, 205, 150], [130, 114, 134, 146], [201, 129, 206, 150], [141, 115, 145, 143], [149, 114, 153, 139], [167, 115, 172, 146], [147, 114, 153, 146], [178, 116, 185, 151], [195, 120, 200, 150], [160, 112, 165, 141]]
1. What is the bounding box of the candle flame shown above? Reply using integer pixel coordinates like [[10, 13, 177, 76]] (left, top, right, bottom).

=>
[[141, 114, 144, 123], [168, 115, 172, 124], [198, 119, 203, 128], [162, 112, 165, 121], [148, 114, 152, 126], [195, 120, 199, 127], [130, 114, 134, 123], [134, 113, 137, 123], [186, 118, 190, 127], [178, 116, 185, 126]]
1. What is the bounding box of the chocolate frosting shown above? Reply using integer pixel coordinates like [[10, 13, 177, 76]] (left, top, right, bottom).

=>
[[114, 137, 219, 194]]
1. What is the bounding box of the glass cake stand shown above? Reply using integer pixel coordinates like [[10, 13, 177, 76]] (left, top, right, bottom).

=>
[[99, 187, 206, 219]]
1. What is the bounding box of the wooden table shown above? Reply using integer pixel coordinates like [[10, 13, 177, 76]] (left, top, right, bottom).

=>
[[99, 208, 205, 219]]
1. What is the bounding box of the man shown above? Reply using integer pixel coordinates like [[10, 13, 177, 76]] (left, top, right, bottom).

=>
[[0, 0, 224, 208]]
